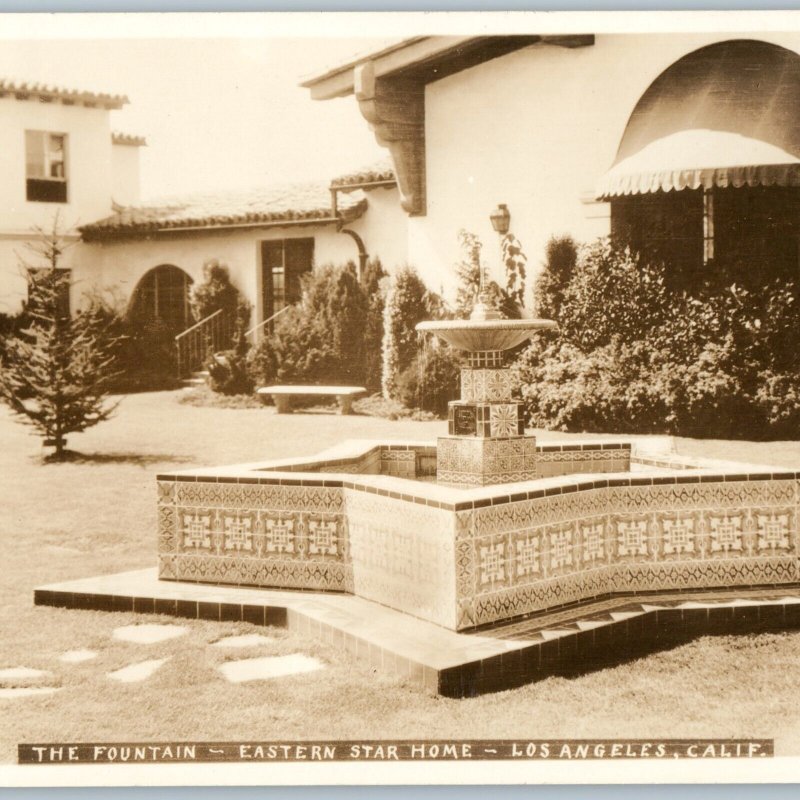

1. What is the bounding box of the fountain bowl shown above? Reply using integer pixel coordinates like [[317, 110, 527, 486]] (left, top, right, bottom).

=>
[[416, 318, 557, 351]]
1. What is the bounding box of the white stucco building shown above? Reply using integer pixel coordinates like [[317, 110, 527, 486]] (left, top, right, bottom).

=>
[[304, 33, 800, 300], [0, 77, 408, 364], [0, 79, 141, 315]]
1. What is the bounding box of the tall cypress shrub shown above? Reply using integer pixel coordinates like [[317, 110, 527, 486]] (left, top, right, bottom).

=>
[[361, 258, 388, 393], [381, 266, 430, 400]]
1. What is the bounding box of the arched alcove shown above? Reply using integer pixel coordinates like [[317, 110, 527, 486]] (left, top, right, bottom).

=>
[[597, 40, 800, 288]]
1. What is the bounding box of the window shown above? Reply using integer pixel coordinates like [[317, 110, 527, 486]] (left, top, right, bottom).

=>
[[130, 265, 193, 331], [610, 190, 704, 290], [260, 238, 315, 321], [26, 131, 68, 203]]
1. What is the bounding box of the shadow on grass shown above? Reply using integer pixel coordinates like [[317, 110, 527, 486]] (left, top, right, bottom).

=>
[[40, 450, 196, 467]]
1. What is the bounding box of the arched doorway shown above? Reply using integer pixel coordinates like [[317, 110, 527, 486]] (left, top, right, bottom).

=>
[[129, 264, 193, 332], [597, 40, 800, 290]]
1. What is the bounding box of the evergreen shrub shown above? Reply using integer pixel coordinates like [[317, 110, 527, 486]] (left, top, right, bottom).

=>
[[248, 263, 368, 389], [381, 266, 433, 400], [396, 342, 461, 417]]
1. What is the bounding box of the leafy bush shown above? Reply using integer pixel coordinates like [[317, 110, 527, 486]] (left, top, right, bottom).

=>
[[396, 342, 461, 417], [754, 369, 800, 437], [381, 266, 432, 400], [454, 230, 520, 319], [208, 349, 253, 395], [515, 237, 800, 439], [559, 239, 669, 351], [207, 297, 254, 395], [72, 287, 181, 394]]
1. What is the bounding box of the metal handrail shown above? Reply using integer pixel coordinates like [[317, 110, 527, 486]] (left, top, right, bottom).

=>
[[174, 307, 235, 378], [245, 305, 290, 339], [174, 307, 223, 343]]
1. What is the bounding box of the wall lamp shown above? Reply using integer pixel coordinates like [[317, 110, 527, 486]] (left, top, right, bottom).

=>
[[489, 203, 511, 235]]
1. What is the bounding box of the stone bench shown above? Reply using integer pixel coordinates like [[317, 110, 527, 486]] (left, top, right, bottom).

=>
[[257, 385, 367, 415]]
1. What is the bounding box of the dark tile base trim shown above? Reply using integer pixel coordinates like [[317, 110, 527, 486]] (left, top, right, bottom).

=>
[[33, 586, 800, 699]]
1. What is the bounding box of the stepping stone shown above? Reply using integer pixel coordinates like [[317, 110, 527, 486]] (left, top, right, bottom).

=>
[[112, 624, 187, 645], [59, 649, 98, 664], [218, 655, 323, 683], [212, 634, 275, 649], [0, 687, 60, 699], [107, 658, 169, 683], [0, 667, 50, 681]]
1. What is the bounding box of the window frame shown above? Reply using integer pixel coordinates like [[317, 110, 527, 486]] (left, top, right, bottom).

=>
[[260, 237, 315, 323], [25, 130, 69, 204]]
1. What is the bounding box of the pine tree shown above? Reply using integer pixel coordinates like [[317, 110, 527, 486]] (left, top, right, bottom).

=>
[[0, 223, 122, 460]]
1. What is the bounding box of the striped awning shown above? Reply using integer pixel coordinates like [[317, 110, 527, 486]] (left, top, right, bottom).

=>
[[596, 40, 800, 199]]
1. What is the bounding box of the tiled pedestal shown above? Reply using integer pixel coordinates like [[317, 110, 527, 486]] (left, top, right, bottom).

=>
[[438, 351, 534, 487], [437, 436, 538, 486]]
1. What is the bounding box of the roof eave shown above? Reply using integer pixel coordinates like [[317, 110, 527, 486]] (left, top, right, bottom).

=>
[[302, 34, 594, 100], [80, 203, 366, 242], [302, 35, 479, 99]]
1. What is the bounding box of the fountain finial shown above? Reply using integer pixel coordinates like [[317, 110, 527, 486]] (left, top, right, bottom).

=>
[[470, 266, 502, 321]]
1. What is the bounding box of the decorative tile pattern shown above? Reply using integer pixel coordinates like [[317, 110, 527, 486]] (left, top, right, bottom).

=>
[[437, 436, 538, 486], [489, 404, 522, 438], [157, 480, 351, 592], [535, 447, 631, 478], [380, 449, 416, 478], [157, 448, 799, 636], [466, 350, 504, 368], [454, 479, 799, 629], [460, 369, 513, 403]]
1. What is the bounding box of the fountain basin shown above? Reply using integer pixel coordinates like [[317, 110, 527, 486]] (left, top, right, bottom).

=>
[[416, 318, 557, 351], [157, 440, 799, 632]]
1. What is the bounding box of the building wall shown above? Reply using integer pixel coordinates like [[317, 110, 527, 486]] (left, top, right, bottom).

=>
[[410, 31, 800, 301], [347, 185, 408, 271], [0, 96, 114, 235], [111, 144, 141, 206], [71, 220, 387, 321], [0, 96, 144, 314], [0, 236, 82, 315]]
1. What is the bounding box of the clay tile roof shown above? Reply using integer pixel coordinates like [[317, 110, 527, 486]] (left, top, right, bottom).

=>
[[80, 181, 367, 240], [330, 158, 396, 189], [112, 131, 147, 147], [0, 78, 128, 109]]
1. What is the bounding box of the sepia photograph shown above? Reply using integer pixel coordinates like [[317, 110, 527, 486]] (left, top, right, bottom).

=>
[[1, 9, 800, 787]]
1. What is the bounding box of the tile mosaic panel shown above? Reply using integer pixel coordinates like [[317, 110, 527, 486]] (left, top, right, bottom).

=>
[[460, 368, 514, 403], [489, 404, 523, 438], [535, 447, 631, 478], [454, 479, 799, 629], [345, 489, 457, 629], [380, 449, 416, 478], [157, 479, 351, 592], [437, 436, 538, 487], [466, 350, 504, 368]]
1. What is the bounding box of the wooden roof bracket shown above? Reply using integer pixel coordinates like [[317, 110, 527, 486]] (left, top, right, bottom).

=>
[[354, 61, 426, 217]]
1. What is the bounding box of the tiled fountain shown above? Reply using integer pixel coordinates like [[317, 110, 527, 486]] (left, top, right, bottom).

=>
[[36, 292, 800, 696]]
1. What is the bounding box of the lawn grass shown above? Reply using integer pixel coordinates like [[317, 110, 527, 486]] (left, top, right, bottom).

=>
[[2, 389, 800, 763]]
